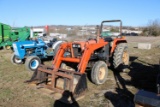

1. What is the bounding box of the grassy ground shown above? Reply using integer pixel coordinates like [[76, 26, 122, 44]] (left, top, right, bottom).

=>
[[0, 36, 160, 107]]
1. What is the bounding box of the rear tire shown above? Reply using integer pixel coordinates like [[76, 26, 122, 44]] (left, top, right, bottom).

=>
[[113, 43, 129, 71], [53, 42, 64, 58], [54, 43, 61, 56], [91, 61, 108, 85], [52, 41, 65, 57], [25, 56, 41, 72], [11, 53, 23, 65]]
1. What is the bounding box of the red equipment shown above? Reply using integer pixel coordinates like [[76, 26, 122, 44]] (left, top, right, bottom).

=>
[[26, 20, 129, 99]]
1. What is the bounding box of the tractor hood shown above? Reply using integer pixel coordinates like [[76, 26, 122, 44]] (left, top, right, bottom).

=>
[[73, 39, 102, 51]]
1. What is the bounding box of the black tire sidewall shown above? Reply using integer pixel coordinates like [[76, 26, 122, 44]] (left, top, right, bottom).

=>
[[113, 43, 129, 70]]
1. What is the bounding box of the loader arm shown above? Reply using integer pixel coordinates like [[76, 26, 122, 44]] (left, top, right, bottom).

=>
[[78, 42, 109, 73], [100, 20, 122, 36], [53, 42, 81, 69]]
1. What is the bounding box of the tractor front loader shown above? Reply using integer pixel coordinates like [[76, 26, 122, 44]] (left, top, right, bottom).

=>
[[25, 20, 129, 99]]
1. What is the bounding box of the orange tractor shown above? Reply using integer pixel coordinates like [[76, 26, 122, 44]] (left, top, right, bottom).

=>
[[26, 20, 129, 98]]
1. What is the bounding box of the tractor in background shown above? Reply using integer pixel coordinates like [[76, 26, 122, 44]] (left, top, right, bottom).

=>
[[25, 20, 129, 99], [0, 23, 30, 49], [11, 37, 65, 71]]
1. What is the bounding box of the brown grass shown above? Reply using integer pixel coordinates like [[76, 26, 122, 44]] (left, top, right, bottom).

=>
[[0, 36, 160, 107]]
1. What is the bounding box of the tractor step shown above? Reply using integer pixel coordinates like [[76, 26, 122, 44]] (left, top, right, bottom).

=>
[[25, 64, 88, 99]]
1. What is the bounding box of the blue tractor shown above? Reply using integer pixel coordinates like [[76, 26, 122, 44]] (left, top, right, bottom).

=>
[[11, 38, 64, 71]]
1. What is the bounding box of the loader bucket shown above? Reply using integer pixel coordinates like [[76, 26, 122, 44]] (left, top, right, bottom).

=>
[[25, 64, 88, 98]]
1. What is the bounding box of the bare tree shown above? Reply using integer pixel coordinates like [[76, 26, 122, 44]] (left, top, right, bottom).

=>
[[143, 19, 160, 36]]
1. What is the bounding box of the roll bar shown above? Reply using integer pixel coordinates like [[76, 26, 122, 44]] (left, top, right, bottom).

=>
[[99, 20, 122, 36]]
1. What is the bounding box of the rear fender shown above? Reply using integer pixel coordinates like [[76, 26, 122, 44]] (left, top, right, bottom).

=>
[[110, 38, 127, 54]]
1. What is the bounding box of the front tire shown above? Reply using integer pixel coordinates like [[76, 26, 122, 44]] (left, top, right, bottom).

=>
[[11, 53, 23, 65], [91, 61, 108, 85], [25, 56, 41, 71]]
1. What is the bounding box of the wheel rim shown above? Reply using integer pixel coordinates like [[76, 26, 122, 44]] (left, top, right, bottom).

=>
[[6, 46, 11, 50], [122, 51, 129, 65], [30, 59, 39, 69], [98, 67, 106, 80]]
